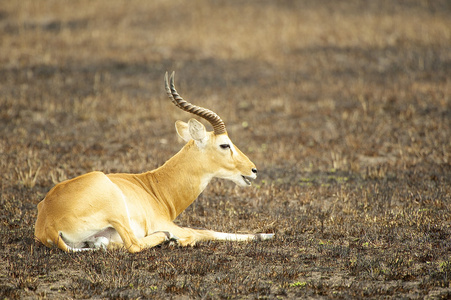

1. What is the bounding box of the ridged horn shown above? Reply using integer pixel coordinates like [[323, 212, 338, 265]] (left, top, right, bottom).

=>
[[165, 71, 227, 135]]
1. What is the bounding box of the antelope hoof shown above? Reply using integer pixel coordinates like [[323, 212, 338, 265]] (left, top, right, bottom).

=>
[[254, 233, 275, 241], [162, 231, 180, 245]]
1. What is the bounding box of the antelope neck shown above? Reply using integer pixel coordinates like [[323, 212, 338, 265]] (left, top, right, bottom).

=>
[[139, 141, 212, 220]]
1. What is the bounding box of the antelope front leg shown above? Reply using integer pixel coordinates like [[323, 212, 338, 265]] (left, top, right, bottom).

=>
[[164, 225, 274, 247], [138, 231, 179, 249], [108, 231, 178, 252], [211, 231, 275, 242]]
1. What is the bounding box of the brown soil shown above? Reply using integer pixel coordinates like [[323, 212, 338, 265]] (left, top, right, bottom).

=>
[[1, 1, 450, 299]]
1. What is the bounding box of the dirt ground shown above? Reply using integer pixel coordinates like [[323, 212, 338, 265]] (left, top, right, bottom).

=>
[[1, 0, 450, 299]]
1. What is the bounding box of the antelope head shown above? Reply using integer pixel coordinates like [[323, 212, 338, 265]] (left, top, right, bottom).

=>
[[165, 72, 257, 187]]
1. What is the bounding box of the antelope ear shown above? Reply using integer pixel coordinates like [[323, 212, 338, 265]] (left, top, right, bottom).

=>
[[175, 120, 191, 142], [187, 118, 207, 142]]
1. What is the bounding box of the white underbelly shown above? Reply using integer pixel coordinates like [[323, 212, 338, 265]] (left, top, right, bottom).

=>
[[60, 221, 145, 250]]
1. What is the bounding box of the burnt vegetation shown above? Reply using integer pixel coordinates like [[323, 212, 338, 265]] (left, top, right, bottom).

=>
[[1, 0, 450, 299]]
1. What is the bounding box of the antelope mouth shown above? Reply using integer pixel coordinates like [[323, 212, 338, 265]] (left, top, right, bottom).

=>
[[241, 175, 253, 186]]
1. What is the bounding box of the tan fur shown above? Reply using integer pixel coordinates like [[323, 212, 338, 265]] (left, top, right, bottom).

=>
[[34, 128, 272, 253]]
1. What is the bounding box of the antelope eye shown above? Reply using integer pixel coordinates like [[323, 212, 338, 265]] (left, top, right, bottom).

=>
[[220, 144, 231, 149]]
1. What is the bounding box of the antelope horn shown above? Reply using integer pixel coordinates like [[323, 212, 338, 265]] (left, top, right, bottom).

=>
[[165, 71, 227, 135]]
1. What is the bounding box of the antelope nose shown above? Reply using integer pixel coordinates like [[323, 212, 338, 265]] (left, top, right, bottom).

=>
[[252, 168, 258, 174]]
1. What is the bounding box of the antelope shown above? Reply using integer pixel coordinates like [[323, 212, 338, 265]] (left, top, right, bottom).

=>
[[34, 72, 274, 252]]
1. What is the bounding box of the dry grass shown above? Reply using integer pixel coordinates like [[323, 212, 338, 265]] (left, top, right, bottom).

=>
[[1, 0, 450, 298]]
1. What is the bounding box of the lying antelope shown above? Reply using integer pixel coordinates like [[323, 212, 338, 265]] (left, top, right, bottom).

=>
[[34, 72, 274, 252]]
